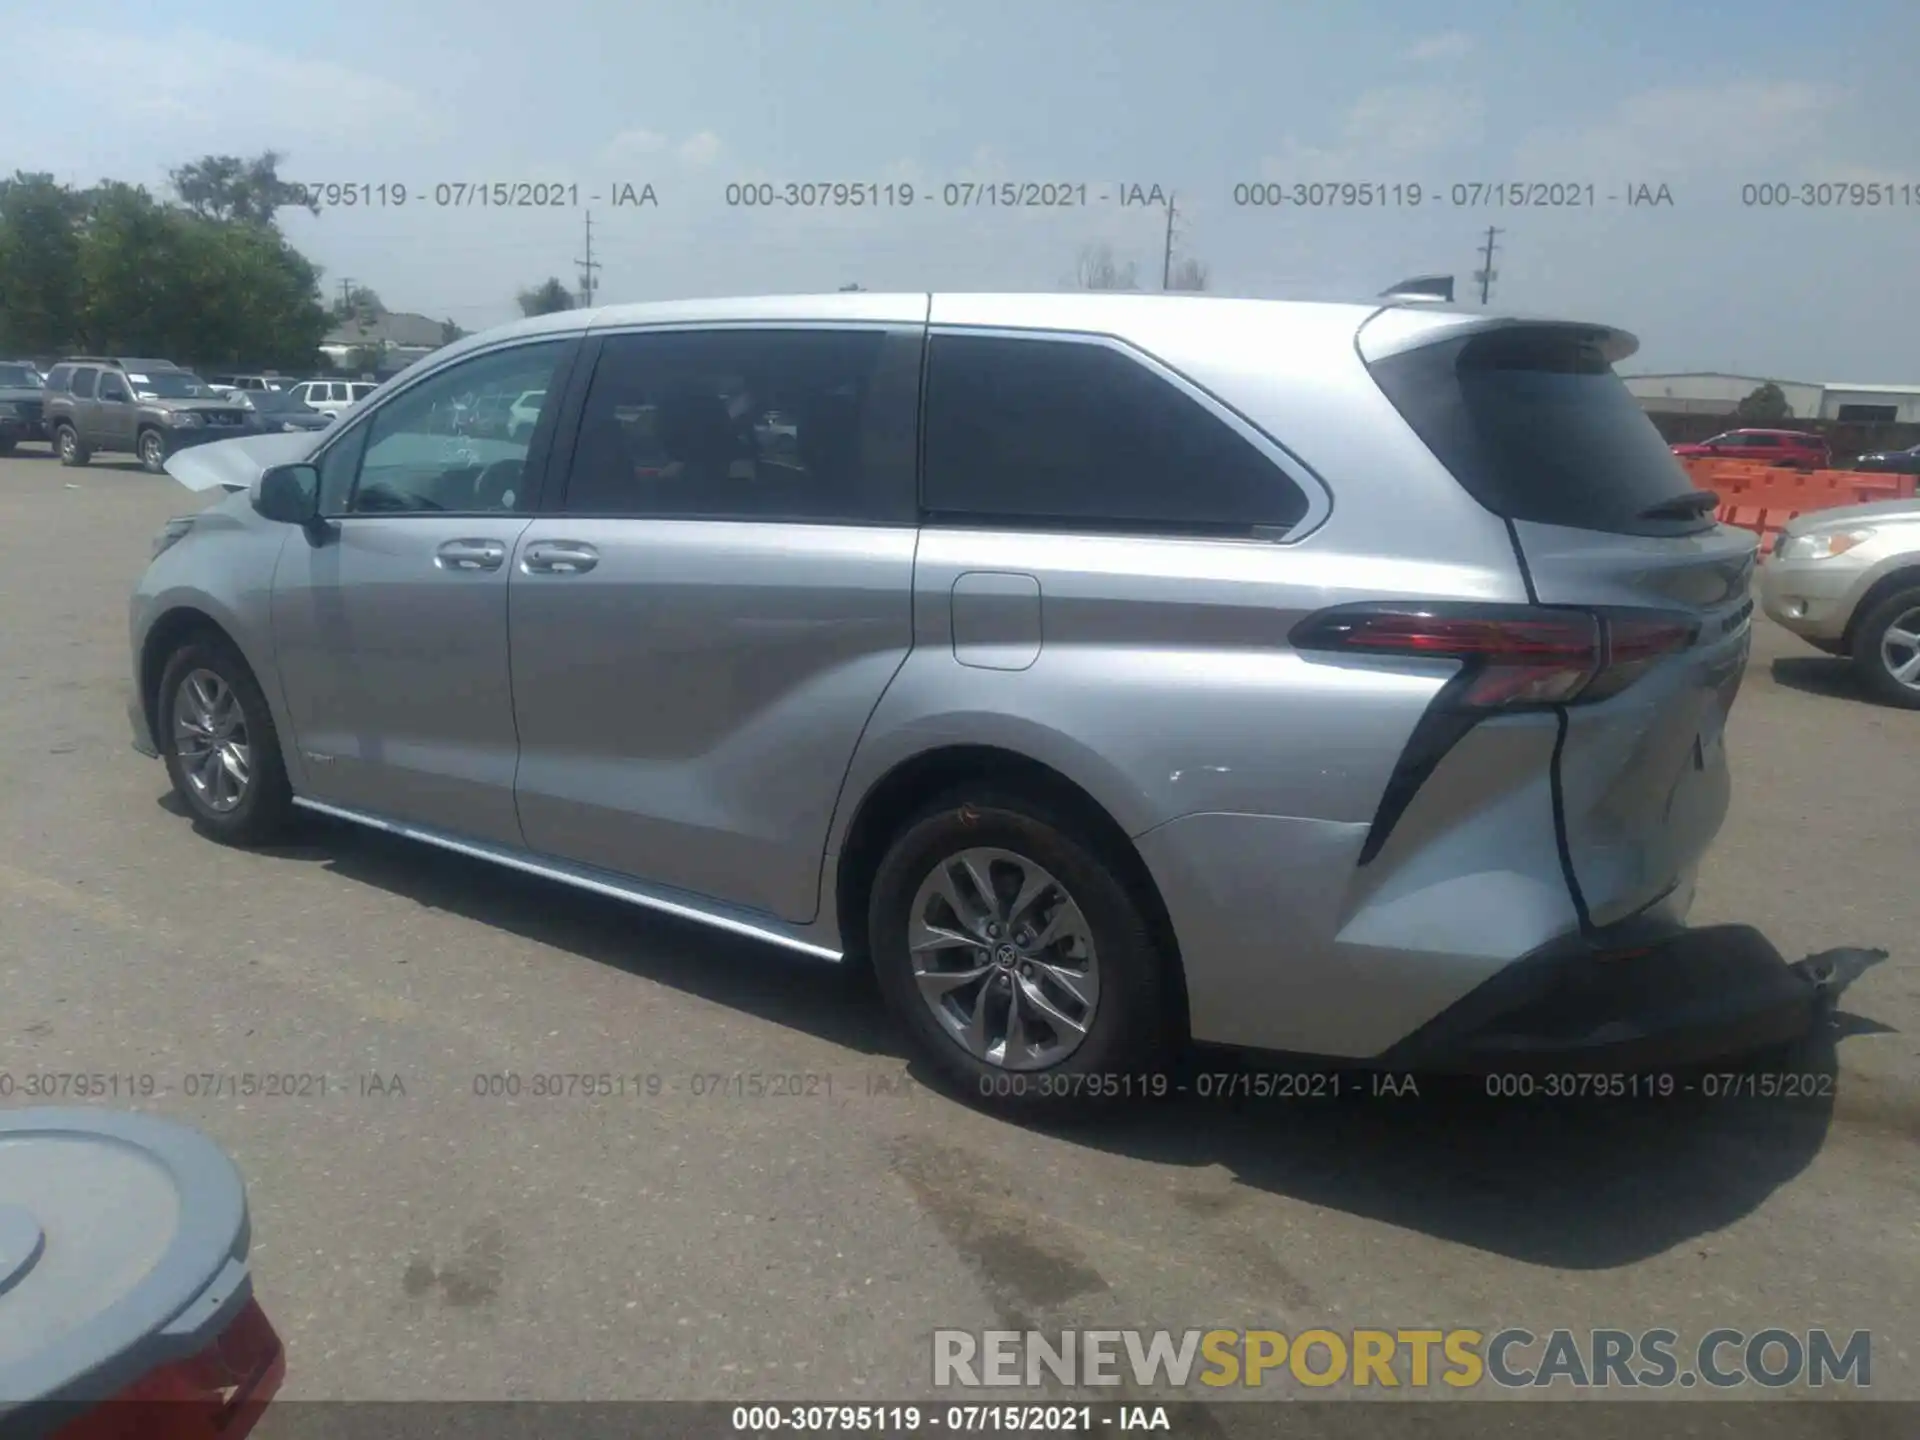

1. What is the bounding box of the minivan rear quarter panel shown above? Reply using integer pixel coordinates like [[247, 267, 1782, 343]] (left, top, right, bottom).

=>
[[829, 298, 1578, 1056]]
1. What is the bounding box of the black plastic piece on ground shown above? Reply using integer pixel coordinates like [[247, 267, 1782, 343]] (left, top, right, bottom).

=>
[[1374, 921, 1820, 1073]]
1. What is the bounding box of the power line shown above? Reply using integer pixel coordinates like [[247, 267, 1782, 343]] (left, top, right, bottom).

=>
[[574, 211, 602, 310], [1161, 193, 1179, 291], [1474, 227, 1502, 306]]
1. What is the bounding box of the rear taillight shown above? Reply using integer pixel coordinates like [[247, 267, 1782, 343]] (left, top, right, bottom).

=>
[[50, 1297, 284, 1440], [1292, 602, 1703, 866], [1290, 603, 1697, 709]]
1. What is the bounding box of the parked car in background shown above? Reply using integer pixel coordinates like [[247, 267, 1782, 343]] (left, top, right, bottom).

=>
[[229, 388, 333, 433], [286, 379, 379, 419], [0, 360, 50, 453], [468, 391, 519, 439], [1671, 428, 1829, 469], [128, 292, 1808, 1113], [42, 358, 251, 472], [1845, 442, 1920, 476], [1761, 497, 1920, 708], [507, 388, 546, 441], [208, 373, 290, 393]]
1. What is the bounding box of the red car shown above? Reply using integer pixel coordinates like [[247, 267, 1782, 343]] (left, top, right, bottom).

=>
[[1671, 428, 1830, 469]]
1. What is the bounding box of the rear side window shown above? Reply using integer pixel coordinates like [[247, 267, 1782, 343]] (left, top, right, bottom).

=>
[[69, 368, 98, 399], [1368, 326, 1709, 535], [563, 327, 922, 524], [922, 333, 1309, 534]]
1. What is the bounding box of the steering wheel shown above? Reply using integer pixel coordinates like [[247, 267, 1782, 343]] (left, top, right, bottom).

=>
[[473, 458, 525, 511]]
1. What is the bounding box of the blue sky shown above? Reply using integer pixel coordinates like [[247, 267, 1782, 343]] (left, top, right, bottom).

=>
[[5, 0, 1917, 377]]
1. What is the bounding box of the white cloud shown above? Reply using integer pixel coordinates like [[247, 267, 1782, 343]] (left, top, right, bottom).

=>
[[1510, 80, 1831, 180], [1406, 32, 1474, 63], [602, 129, 668, 163], [598, 129, 722, 169], [36, 28, 450, 151], [677, 132, 723, 168], [1261, 84, 1485, 175]]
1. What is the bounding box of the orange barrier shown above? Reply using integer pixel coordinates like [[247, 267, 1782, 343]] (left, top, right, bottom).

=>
[[1681, 458, 1904, 556], [1678, 457, 1915, 553]]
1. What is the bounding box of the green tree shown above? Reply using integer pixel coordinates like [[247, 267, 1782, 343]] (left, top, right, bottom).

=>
[[1735, 382, 1792, 423], [440, 318, 468, 345], [0, 172, 86, 355], [170, 152, 319, 226], [193, 219, 329, 371], [517, 277, 575, 317], [0, 162, 328, 368], [72, 182, 190, 354], [70, 181, 326, 369], [330, 285, 386, 326]]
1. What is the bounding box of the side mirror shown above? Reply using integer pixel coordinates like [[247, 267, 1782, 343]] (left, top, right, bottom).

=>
[[254, 463, 321, 526]]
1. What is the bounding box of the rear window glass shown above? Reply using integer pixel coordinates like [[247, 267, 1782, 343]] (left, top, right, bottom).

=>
[[1368, 326, 1710, 536], [922, 333, 1309, 535]]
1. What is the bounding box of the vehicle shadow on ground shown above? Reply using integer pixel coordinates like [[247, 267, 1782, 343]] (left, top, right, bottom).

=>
[[1036, 997, 1906, 1270], [1767, 654, 1920, 715], [224, 806, 903, 1059], [176, 800, 1894, 1269], [1769, 654, 1868, 701]]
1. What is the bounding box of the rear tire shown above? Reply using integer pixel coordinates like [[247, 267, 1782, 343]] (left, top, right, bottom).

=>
[[868, 787, 1171, 1115], [55, 424, 89, 466], [1852, 587, 1920, 710], [157, 637, 294, 845]]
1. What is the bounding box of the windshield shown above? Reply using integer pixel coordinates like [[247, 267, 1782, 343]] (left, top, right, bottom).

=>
[[0, 365, 44, 388], [132, 371, 216, 400]]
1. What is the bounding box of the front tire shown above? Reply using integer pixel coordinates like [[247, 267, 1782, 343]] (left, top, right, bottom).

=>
[[1852, 587, 1920, 710], [137, 428, 169, 474], [157, 637, 294, 845], [868, 788, 1171, 1114], [55, 424, 90, 466]]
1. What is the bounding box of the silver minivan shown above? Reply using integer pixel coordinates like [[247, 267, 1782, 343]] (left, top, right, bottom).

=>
[[129, 292, 1818, 1108]]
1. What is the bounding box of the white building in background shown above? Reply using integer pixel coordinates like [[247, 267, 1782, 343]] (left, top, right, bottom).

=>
[[1624, 372, 1920, 423]]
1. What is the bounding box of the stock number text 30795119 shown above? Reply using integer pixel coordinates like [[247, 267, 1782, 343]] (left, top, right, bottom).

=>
[[287, 182, 660, 209]]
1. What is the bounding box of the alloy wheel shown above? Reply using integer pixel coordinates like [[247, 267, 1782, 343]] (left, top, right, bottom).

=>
[[140, 432, 165, 469], [906, 846, 1101, 1070], [1879, 606, 1920, 692], [172, 669, 252, 814]]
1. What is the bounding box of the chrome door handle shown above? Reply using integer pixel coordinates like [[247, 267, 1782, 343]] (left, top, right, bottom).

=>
[[521, 540, 599, 574], [435, 538, 507, 572]]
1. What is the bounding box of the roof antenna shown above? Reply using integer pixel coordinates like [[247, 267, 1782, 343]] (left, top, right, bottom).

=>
[[1379, 274, 1455, 303]]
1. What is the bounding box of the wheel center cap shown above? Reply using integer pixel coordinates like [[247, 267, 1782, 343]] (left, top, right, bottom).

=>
[[994, 944, 1018, 968]]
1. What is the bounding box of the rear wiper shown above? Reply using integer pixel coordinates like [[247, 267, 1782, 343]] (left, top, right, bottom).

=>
[[1638, 489, 1719, 521]]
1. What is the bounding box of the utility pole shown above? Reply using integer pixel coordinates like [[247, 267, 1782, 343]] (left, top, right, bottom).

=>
[[575, 212, 601, 311], [1474, 227, 1502, 306], [338, 277, 356, 314], [1161, 193, 1179, 291]]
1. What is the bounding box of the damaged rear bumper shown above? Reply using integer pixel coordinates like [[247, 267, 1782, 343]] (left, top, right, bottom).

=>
[[1376, 921, 1822, 1073]]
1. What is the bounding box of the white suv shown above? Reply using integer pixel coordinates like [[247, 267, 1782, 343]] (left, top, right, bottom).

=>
[[288, 380, 378, 419]]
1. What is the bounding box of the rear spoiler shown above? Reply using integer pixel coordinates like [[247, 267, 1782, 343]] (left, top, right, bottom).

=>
[[1357, 309, 1641, 367]]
